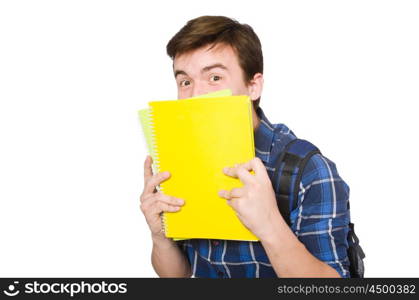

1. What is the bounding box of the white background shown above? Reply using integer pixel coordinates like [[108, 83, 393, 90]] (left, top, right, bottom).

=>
[[0, 0, 418, 277]]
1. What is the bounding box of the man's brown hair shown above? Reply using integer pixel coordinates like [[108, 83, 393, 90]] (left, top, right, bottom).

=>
[[166, 15, 263, 109]]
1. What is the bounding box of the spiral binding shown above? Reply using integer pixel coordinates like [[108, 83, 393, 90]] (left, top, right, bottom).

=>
[[148, 107, 167, 235]]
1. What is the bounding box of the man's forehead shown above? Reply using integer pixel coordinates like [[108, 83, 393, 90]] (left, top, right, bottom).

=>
[[173, 43, 237, 70]]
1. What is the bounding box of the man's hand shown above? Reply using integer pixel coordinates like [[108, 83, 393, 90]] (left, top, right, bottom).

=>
[[218, 157, 286, 240], [140, 155, 185, 241]]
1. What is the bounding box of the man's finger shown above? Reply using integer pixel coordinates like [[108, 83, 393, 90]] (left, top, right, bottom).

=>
[[223, 164, 255, 185], [218, 189, 231, 200], [144, 155, 153, 185], [218, 187, 244, 200], [240, 157, 267, 176], [151, 200, 181, 214], [229, 187, 244, 198], [224, 158, 268, 181], [155, 192, 185, 206], [144, 171, 171, 195]]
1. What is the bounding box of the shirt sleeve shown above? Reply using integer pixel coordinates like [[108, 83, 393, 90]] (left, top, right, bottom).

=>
[[289, 153, 351, 278]]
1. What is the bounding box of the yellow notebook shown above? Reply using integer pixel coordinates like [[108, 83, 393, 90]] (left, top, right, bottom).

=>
[[140, 93, 258, 241]]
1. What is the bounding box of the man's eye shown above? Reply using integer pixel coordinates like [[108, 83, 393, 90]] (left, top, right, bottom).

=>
[[210, 75, 221, 82], [180, 80, 191, 87]]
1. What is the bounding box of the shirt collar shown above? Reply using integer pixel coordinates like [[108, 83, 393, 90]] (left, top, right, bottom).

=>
[[254, 106, 275, 162]]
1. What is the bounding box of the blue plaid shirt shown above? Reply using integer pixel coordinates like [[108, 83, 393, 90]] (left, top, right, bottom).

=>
[[176, 107, 351, 278]]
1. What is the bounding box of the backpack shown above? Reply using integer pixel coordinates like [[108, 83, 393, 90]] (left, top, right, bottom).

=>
[[271, 138, 365, 278]]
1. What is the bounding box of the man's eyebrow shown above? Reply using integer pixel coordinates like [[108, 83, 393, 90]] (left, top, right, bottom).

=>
[[174, 70, 188, 78], [201, 63, 228, 73]]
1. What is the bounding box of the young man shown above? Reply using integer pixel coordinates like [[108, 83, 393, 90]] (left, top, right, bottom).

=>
[[140, 16, 351, 278]]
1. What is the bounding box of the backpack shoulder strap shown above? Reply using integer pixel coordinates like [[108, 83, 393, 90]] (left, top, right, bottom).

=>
[[272, 138, 321, 226]]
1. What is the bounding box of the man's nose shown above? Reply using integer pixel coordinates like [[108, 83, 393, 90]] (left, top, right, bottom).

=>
[[191, 82, 207, 98]]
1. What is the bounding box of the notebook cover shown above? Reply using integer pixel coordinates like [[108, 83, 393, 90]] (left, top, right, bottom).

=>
[[149, 95, 258, 241]]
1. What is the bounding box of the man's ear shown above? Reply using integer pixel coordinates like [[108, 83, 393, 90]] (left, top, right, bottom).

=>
[[247, 73, 264, 101]]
